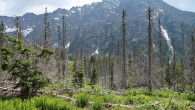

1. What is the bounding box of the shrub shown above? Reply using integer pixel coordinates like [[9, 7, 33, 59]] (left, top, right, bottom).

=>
[[156, 91, 171, 98], [125, 95, 151, 105], [143, 90, 153, 96], [0, 95, 72, 110], [35, 95, 72, 110], [187, 93, 195, 101], [125, 95, 134, 105], [76, 93, 90, 107], [93, 99, 103, 110]]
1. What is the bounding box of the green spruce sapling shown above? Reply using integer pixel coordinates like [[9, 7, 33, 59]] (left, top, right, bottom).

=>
[[0, 34, 53, 99]]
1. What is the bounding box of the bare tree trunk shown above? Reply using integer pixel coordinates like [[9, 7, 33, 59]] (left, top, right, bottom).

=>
[[110, 61, 114, 90], [0, 21, 4, 82], [146, 6, 153, 91], [80, 45, 84, 67], [121, 10, 127, 89], [158, 18, 164, 87], [172, 38, 176, 91], [138, 40, 143, 86], [44, 7, 48, 48], [181, 22, 186, 69], [62, 15, 66, 79], [57, 25, 61, 80], [190, 32, 195, 93]]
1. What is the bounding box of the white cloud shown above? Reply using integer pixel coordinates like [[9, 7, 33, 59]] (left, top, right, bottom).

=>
[[0, 0, 102, 16], [163, 0, 195, 12]]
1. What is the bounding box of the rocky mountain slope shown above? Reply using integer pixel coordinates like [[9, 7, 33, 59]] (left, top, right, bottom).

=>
[[1, 0, 195, 56]]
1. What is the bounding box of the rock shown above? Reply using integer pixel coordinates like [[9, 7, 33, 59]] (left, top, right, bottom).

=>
[[64, 88, 73, 96], [105, 103, 112, 108], [51, 87, 57, 90], [189, 104, 195, 110], [153, 101, 160, 105]]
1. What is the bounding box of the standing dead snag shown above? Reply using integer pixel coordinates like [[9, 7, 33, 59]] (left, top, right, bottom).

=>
[[0, 21, 5, 81], [121, 9, 127, 89], [172, 38, 176, 90], [190, 32, 195, 93], [158, 18, 164, 87], [57, 25, 61, 80], [181, 22, 186, 70], [43, 7, 49, 48], [62, 15, 66, 79], [146, 6, 153, 91]]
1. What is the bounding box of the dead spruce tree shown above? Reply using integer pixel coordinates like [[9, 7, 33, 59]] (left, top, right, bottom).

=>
[[62, 15, 67, 79], [146, 6, 153, 91], [190, 32, 195, 93], [172, 38, 176, 90], [15, 16, 23, 40], [181, 22, 186, 70], [0, 21, 5, 81], [43, 7, 49, 48], [121, 9, 127, 89], [57, 25, 61, 80], [158, 18, 164, 87]]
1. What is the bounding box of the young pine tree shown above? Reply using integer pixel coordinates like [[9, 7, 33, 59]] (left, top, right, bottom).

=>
[[91, 65, 98, 85], [165, 57, 171, 87], [0, 34, 53, 99], [73, 64, 85, 88], [90, 55, 98, 85]]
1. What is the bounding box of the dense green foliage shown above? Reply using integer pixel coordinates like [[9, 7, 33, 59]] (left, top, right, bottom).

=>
[[91, 66, 98, 85], [0, 95, 72, 110], [75, 93, 90, 107], [0, 35, 53, 99], [73, 66, 85, 88], [0, 83, 195, 110]]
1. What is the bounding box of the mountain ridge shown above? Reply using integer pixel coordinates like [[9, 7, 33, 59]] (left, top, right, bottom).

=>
[[0, 0, 195, 55]]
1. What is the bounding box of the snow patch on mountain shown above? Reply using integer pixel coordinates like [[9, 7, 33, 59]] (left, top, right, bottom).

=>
[[23, 27, 33, 37], [5, 26, 16, 33], [161, 26, 174, 63], [65, 42, 70, 49], [5, 26, 33, 37], [91, 48, 99, 55], [54, 18, 60, 21]]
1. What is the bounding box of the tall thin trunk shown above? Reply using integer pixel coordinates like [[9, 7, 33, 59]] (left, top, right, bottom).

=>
[[44, 7, 48, 48], [80, 45, 84, 67], [147, 6, 153, 91], [190, 32, 195, 93], [62, 15, 66, 79], [172, 38, 176, 90], [121, 10, 127, 89], [110, 61, 114, 90], [182, 22, 185, 69], [158, 18, 164, 87], [138, 40, 142, 85], [117, 40, 120, 56], [58, 25, 61, 80]]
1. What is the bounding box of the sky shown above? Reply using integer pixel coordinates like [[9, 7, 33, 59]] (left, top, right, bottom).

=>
[[0, 0, 195, 16]]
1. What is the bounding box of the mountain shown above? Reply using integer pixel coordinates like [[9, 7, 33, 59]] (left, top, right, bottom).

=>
[[1, 0, 195, 56]]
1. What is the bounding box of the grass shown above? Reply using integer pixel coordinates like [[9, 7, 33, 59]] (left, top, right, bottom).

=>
[[0, 95, 73, 110], [0, 86, 194, 110]]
